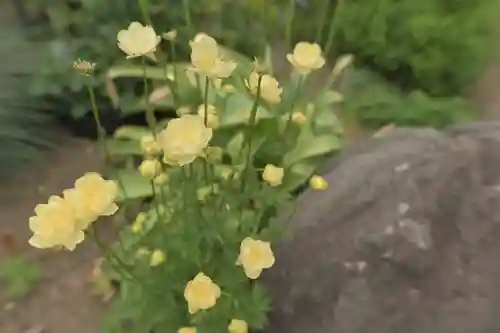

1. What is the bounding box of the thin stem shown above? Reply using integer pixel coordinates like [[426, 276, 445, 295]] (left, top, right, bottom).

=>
[[283, 75, 304, 136], [240, 74, 263, 192], [91, 225, 141, 285], [86, 81, 128, 198], [142, 58, 157, 132], [182, 0, 193, 30], [169, 43, 181, 104], [203, 76, 209, 127], [324, 0, 344, 55], [138, 0, 152, 25], [315, 0, 330, 43], [285, 0, 296, 51]]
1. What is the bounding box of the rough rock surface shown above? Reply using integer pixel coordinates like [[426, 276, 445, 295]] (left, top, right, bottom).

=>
[[261, 122, 500, 333]]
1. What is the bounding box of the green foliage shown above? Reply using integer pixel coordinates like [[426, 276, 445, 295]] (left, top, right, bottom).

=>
[[23, 0, 285, 120], [327, 0, 500, 96], [340, 69, 476, 129], [92, 38, 346, 333], [0, 28, 57, 179], [0, 255, 41, 300], [104, 47, 344, 200]]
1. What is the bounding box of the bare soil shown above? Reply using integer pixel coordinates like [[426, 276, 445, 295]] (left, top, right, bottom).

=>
[[0, 132, 109, 333]]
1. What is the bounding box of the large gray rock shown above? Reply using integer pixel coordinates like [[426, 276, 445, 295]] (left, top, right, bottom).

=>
[[261, 122, 500, 333]]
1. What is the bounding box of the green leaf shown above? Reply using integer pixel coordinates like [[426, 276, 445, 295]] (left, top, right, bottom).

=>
[[219, 93, 272, 127], [226, 131, 265, 163], [0, 255, 40, 299], [282, 159, 317, 191], [283, 124, 342, 167], [106, 139, 142, 156], [115, 169, 153, 200], [113, 125, 151, 140]]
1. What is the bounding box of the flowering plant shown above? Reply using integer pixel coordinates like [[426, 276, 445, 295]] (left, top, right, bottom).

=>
[[29, 15, 352, 333]]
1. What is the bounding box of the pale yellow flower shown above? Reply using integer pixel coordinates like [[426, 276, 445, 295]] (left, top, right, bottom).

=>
[[28, 195, 84, 251], [73, 59, 96, 76], [138, 158, 162, 180], [262, 164, 284, 187], [153, 172, 169, 185], [63, 173, 119, 228], [163, 29, 177, 41], [189, 33, 237, 78], [176, 106, 191, 117], [228, 319, 248, 333], [150, 249, 166, 267], [197, 104, 219, 129], [117, 22, 161, 58], [309, 175, 328, 190], [178, 327, 196, 333], [158, 115, 213, 166], [140, 135, 162, 156], [135, 247, 151, 259], [291, 110, 307, 124], [184, 272, 221, 314], [246, 72, 282, 104], [131, 212, 147, 233], [287, 42, 325, 74], [237, 237, 275, 279]]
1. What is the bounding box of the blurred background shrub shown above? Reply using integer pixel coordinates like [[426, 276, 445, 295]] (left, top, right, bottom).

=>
[[2, 0, 499, 179]]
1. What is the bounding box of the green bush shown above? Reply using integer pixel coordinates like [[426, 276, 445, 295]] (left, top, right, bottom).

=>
[[329, 0, 499, 96], [340, 68, 476, 129]]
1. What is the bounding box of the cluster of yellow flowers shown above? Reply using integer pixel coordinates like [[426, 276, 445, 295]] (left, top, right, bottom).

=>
[[29, 173, 118, 250], [61, 21, 333, 333]]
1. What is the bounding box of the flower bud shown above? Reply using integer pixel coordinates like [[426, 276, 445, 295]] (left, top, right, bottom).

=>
[[138, 159, 162, 180], [309, 175, 328, 190]]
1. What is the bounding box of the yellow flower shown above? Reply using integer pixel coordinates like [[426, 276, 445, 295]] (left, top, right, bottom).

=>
[[28, 195, 84, 251], [153, 172, 169, 185], [176, 106, 191, 117], [228, 319, 248, 333], [140, 135, 162, 156], [286, 42, 325, 74], [178, 327, 196, 333], [150, 249, 166, 267], [73, 59, 96, 76], [117, 22, 161, 58], [291, 110, 307, 124], [63, 173, 119, 227], [184, 272, 221, 314], [309, 175, 328, 190], [158, 115, 213, 166], [163, 29, 177, 41], [138, 158, 162, 180], [197, 104, 219, 129], [246, 72, 282, 104], [189, 33, 237, 78], [131, 212, 147, 233], [262, 164, 284, 187], [237, 237, 275, 279], [135, 247, 151, 258]]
